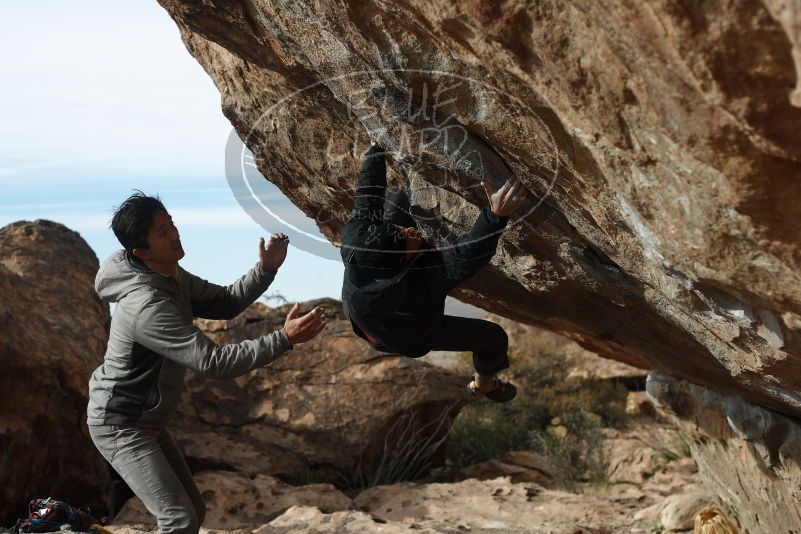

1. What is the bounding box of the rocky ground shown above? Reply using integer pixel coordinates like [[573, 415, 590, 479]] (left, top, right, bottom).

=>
[[104, 312, 721, 534], [103, 459, 706, 534], [105, 461, 699, 533]]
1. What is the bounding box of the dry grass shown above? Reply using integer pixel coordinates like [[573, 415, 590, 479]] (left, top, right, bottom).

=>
[[339, 403, 458, 491]]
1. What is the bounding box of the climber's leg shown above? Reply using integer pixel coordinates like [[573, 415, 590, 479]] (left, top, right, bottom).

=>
[[427, 315, 510, 383]]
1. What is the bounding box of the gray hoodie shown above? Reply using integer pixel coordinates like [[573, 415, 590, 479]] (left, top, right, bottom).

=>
[[86, 249, 292, 428]]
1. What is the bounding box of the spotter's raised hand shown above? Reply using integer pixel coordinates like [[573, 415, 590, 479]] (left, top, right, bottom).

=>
[[259, 233, 289, 272]]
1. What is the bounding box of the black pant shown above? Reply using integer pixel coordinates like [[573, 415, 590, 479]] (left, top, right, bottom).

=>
[[427, 315, 510, 375]]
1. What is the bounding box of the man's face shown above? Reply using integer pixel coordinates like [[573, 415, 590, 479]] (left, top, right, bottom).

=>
[[134, 210, 185, 264]]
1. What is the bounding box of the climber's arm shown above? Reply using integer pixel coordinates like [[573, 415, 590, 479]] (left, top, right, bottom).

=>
[[351, 143, 387, 223], [439, 207, 509, 281], [437, 177, 525, 281]]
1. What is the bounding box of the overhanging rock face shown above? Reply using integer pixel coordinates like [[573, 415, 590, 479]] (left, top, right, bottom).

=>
[[157, 1, 801, 417]]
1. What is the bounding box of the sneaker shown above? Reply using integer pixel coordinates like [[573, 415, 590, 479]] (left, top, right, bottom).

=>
[[465, 376, 517, 403]]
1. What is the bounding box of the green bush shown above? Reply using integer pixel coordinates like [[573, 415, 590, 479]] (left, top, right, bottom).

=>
[[446, 402, 532, 468], [443, 347, 627, 490]]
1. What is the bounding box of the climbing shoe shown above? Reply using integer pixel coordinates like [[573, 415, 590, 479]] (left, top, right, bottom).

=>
[[466, 376, 517, 403]]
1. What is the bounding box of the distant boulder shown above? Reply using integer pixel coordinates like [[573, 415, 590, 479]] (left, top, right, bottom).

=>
[[0, 220, 112, 525]]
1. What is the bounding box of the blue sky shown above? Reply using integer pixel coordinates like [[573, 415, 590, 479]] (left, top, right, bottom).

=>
[[0, 1, 345, 303]]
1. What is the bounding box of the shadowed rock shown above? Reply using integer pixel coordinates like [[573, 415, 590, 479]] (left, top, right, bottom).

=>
[[172, 300, 467, 484], [0, 220, 112, 525]]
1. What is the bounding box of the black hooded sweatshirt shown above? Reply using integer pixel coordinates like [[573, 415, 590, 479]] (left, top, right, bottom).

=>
[[340, 144, 509, 357]]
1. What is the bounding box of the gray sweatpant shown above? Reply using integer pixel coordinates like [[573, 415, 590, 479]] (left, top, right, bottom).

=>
[[87, 424, 205, 534]]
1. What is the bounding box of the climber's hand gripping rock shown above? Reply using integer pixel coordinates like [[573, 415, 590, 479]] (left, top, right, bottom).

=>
[[481, 176, 527, 217]]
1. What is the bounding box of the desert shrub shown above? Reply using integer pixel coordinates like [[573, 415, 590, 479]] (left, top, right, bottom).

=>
[[446, 402, 532, 468], [443, 346, 627, 489], [283, 406, 457, 491], [528, 417, 610, 491], [339, 404, 456, 491]]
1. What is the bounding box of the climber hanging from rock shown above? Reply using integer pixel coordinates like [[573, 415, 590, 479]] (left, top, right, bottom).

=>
[[340, 140, 527, 402]]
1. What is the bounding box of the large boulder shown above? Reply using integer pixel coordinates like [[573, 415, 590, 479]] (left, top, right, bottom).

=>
[[172, 299, 468, 485], [0, 220, 111, 524], [154, 1, 801, 419]]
